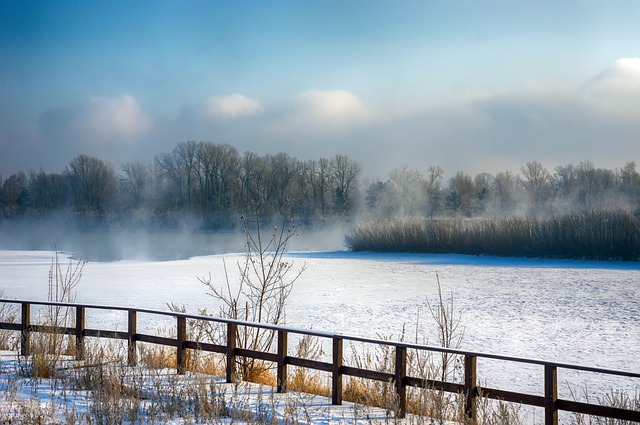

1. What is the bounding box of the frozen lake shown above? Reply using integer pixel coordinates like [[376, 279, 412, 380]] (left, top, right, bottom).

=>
[[0, 248, 639, 409]]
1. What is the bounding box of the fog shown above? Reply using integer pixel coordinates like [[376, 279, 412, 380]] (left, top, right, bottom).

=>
[[0, 216, 349, 262]]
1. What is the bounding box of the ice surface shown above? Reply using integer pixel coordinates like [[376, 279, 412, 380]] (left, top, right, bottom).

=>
[[0, 249, 638, 402]]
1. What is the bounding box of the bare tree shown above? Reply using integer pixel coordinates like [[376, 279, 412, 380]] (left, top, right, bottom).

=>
[[316, 157, 333, 219], [620, 161, 640, 208], [473, 172, 493, 213], [426, 272, 464, 381], [192, 142, 241, 220], [154, 141, 199, 210], [240, 151, 269, 212], [331, 154, 361, 215], [26, 170, 72, 212], [66, 155, 116, 213], [199, 207, 305, 381], [120, 161, 151, 208], [365, 180, 397, 220], [553, 164, 578, 198], [294, 159, 319, 221], [216, 144, 241, 210], [268, 152, 299, 215], [520, 160, 551, 212], [155, 152, 183, 207], [389, 164, 422, 217], [194, 141, 217, 212], [27, 168, 49, 212], [422, 165, 444, 218], [491, 170, 517, 216], [446, 171, 475, 216], [0, 172, 27, 215], [574, 160, 616, 209], [174, 141, 198, 208]]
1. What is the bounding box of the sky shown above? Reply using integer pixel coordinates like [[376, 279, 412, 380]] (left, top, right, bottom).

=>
[[1, 0, 639, 180]]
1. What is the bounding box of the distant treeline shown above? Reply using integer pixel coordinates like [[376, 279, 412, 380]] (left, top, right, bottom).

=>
[[345, 210, 640, 261], [0, 141, 362, 229], [1, 140, 640, 235]]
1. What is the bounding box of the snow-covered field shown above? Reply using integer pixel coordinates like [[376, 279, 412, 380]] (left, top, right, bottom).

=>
[[1, 248, 639, 409], [0, 349, 422, 425]]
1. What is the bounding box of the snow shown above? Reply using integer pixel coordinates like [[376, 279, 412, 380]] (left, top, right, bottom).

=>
[[0, 351, 433, 424], [1, 248, 639, 421]]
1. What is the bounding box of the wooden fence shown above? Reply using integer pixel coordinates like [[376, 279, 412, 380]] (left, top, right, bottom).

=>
[[0, 299, 639, 424]]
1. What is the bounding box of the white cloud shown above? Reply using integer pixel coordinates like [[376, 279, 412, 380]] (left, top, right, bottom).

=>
[[583, 57, 640, 121], [290, 90, 371, 126], [203, 94, 264, 118], [82, 94, 153, 141], [255, 90, 372, 148], [25, 59, 637, 178], [590, 57, 640, 90]]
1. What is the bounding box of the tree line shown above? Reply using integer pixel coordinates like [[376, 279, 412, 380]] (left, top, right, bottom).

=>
[[0, 141, 362, 229], [363, 160, 640, 221], [1, 140, 639, 229]]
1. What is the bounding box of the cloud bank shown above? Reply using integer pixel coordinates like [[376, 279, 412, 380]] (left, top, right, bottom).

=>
[[2, 58, 639, 178], [82, 94, 153, 141], [288, 89, 371, 127], [583, 57, 640, 121], [202, 94, 264, 118], [27, 94, 153, 171], [37, 94, 153, 148]]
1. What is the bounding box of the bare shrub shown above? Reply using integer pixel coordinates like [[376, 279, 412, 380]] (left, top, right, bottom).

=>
[[138, 341, 177, 371], [475, 391, 524, 425], [23, 250, 85, 379], [84, 356, 143, 423], [568, 385, 640, 425], [287, 334, 328, 396], [343, 336, 399, 416], [165, 303, 224, 376], [199, 208, 305, 382]]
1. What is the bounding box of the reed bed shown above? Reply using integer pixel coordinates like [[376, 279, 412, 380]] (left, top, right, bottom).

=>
[[346, 209, 640, 261]]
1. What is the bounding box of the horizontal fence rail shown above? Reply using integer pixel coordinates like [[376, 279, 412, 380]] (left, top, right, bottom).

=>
[[0, 299, 638, 424]]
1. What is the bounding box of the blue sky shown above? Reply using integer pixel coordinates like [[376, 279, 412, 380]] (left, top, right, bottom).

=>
[[1, 0, 639, 178]]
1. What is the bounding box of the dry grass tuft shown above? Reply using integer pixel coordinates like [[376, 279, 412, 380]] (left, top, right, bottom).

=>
[[0, 289, 17, 351], [138, 342, 177, 370]]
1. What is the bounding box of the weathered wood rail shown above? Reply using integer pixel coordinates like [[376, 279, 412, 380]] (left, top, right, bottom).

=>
[[0, 299, 638, 424]]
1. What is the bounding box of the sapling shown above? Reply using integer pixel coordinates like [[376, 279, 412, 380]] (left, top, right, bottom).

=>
[[26, 248, 86, 378], [199, 206, 305, 382]]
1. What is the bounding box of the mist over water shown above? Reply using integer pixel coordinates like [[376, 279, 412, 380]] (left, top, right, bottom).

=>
[[0, 216, 349, 261]]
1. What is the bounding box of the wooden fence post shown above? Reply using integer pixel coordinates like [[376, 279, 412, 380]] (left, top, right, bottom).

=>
[[177, 316, 186, 374], [465, 354, 477, 425], [127, 309, 137, 367], [395, 345, 407, 418], [2, 299, 640, 424], [20, 302, 30, 356], [332, 337, 343, 405], [75, 306, 85, 360], [545, 365, 558, 425], [226, 322, 237, 383], [277, 330, 288, 393]]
